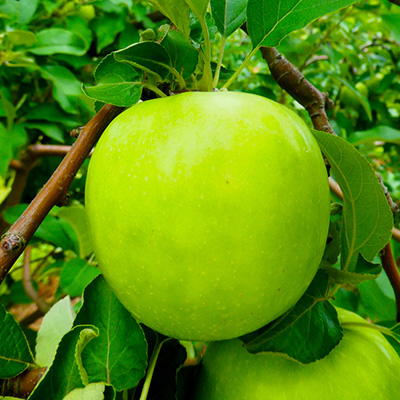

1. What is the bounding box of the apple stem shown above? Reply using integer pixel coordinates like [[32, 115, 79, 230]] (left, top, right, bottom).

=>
[[213, 37, 226, 89], [139, 337, 166, 400]]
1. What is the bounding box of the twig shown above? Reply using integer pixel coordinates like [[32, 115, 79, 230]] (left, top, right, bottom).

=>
[[19, 309, 44, 327], [329, 177, 343, 200], [0, 104, 125, 284], [259, 47, 335, 135], [380, 243, 400, 322], [8, 146, 94, 171], [22, 246, 50, 313], [303, 55, 329, 69], [0, 367, 46, 399]]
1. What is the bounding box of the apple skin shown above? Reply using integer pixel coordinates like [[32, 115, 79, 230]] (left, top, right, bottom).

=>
[[85, 91, 330, 341], [193, 308, 400, 400]]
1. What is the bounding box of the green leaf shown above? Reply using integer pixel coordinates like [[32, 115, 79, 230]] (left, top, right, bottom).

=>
[[161, 30, 199, 79], [4, 204, 79, 253], [247, 0, 356, 48], [62, 383, 115, 400], [348, 126, 400, 146], [381, 14, 400, 44], [324, 253, 382, 285], [185, 0, 209, 19], [114, 42, 172, 81], [312, 130, 393, 271], [0, 123, 12, 177], [40, 65, 85, 115], [337, 79, 372, 121], [240, 270, 343, 364], [35, 297, 75, 367], [210, 0, 247, 37], [23, 122, 65, 143], [380, 322, 400, 357], [319, 219, 341, 268], [0, 304, 35, 378], [83, 54, 143, 107], [92, 10, 128, 53], [74, 276, 148, 391], [57, 205, 93, 258], [5, 30, 37, 47], [358, 274, 396, 321], [25, 104, 79, 129], [148, 0, 191, 38], [59, 258, 101, 297], [30, 29, 87, 56], [18, 0, 38, 24], [1, 90, 16, 131], [29, 326, 99, 400], [0, 173, 15, 206]]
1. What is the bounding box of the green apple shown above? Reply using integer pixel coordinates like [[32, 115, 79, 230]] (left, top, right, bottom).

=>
[[85, 91, 330, 341], [193, 308, 400, 400], [77, 5, 95, 22]]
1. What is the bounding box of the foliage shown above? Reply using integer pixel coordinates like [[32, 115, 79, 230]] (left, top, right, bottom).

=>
[[0, 0, 400, 399]]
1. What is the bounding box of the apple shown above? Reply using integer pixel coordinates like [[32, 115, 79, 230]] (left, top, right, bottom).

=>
[[77, 5, 96, 22], [193, 308, 400, 399], [85, 91, 330, 341]]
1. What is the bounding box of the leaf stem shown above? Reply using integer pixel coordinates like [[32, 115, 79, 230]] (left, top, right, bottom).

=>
[[143, 84, 167, 98], [169, 67, 187, 90], [222, 46, 260, 90], [213, 37, 226, 89], [139, 337, 165, 400], [341, 321, 396, 338], [198, 17, 213, 91]]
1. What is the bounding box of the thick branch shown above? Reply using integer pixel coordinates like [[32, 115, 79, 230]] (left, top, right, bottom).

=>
[[259, 47, 335, 135], [0, 367, 46, 399], [380, 243, 400, 322], [0, 104, 125, 284]]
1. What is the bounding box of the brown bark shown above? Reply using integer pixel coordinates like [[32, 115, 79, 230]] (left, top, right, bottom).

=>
[[259, 47, 335, 135], [0, 104, 125, 284], [0, 367, 46, 399], [380, 243, 400, 322]]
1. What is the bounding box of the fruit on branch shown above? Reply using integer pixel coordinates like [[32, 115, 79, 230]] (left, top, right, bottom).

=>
[[77, 5, 96, 22], [193, 308, 400, 400], [85, 91, 330, 341]]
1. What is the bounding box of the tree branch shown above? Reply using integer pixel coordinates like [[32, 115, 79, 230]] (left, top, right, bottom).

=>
[[259, 47, 335, 135], [0, 367, 46, 399], [0, 104, 125, 284], [389, 0, 400, 7], [380, 243, 400, 322]]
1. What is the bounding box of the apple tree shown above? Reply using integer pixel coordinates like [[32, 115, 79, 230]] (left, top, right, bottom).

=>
[[0, 0, 400, 399]]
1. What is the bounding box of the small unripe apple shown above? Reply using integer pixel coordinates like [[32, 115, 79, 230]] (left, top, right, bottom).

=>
[[77, 5, 95, 21], [193, 308, 400, 399], [85, 92, 330, 341]]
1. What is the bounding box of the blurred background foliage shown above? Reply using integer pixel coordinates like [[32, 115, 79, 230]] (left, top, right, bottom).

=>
[[0, 0, 400, 343]]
